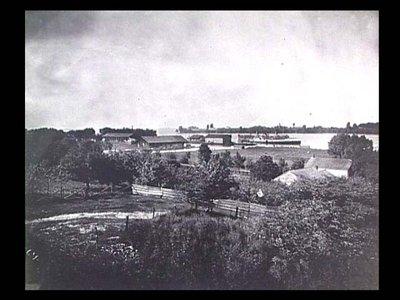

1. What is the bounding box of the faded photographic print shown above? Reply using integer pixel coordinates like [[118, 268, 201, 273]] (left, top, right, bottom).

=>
[[25, 11, 379, 290]]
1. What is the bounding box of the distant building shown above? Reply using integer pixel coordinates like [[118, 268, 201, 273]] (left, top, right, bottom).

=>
[[205, 134, 232, 146], [188, 134, 205, 143], [304, 157, 352, 178], [273, 168, 336, 186], [102, 133, 136, 144], [138, 135, 188, 150]]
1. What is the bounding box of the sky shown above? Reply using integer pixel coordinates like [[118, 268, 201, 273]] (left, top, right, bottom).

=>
[[25, 11, 379, 132]]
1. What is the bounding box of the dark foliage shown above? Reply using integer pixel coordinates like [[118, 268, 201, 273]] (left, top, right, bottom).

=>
[[250, 155, 282, 182], [178, 122, 378, 135], [198, 143, 212, 164], [99, 127, 156, 139], [28, 177, 378, 289]]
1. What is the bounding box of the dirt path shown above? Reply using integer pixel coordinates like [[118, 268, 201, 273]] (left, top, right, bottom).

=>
[[25, 210, 168, 225]]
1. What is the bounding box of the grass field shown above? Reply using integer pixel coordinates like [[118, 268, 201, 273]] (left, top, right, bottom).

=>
[[26, 193, 188, 221], [25, 192, 190, 289], [163, 146, 330, 166]]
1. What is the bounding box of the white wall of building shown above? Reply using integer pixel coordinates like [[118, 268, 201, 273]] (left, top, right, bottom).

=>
[[324, 169, 348, 178]]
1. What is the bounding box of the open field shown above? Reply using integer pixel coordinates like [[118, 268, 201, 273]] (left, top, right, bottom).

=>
[[26, 193, 188, 221], [162, 146, 330, 166]]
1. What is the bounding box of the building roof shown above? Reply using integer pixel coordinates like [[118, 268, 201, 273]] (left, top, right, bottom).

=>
[[304, 157, 352, 170], [141, 135, 188, 144], [189, 134, 205, 139], [102, 133, 135, 138], [205, 134, 232, 138], [274, 168, 335, 185]]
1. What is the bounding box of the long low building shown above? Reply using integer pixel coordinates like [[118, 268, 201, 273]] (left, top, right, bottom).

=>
[[137, 135, 188, 150], [205, 134, 232, 146], [102, 133, 136, 143]]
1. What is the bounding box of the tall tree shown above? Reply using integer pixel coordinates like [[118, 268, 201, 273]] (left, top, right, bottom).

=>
[[198, 143, 212, 164], [184, 154, 236, 202], [328, 134, 351, 158], [220, 151, 233, 167], [250, 155, 281, 182], [60, 140, 104, 198], [91, 153, 125, 191], [25, 128, 67, 168], [233, 151, 246, 169], [278, 158, 289, 174], [328, 134, 377, 182]]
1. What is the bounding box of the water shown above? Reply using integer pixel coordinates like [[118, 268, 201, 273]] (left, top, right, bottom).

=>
[[157, 130, 379, 150]]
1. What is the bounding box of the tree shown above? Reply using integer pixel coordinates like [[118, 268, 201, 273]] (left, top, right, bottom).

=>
[[60, 140, 104, 198], [328, 134, 351, 158], [67, 128, 96, 140], [44, 137, 78, 167], [91, 153, 126, 191], [343, 135, 373, 159], [220, 151, 233, 167], [184, 154, 236, 203], [178, 151, 191, 164], [291, 158, 305, 170], [346, 122, 351, 133], [206, 154, 237, 199], [120, 151, 143, 183], [328, 134, 377, 182], [328, 134, 373, 159], [349, 150, 379, 183], [198, 143, 212, 164], [165, 152, 177, 162], [278, 158, 289, 174], [250, 155, 281, 182], [232, 151, 246, 169], [25, 128, 67, 168]]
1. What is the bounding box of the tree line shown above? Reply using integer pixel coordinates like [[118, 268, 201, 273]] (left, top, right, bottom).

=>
[[26, 127, 378, 202], [178, 122, 379, 134]]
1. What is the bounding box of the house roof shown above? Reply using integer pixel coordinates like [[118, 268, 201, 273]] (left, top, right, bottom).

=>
[[289, 168, 336, 180], [205, 134, 232, 138], [102, 133, 135, 138], [304, 157, 352, 170], [141, 135, 188, 144], [189, 134, 205, 139], [274, 168, 335, 185]]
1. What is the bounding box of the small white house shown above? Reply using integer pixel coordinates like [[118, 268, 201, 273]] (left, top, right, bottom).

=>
[[304, 157, 352, 178]]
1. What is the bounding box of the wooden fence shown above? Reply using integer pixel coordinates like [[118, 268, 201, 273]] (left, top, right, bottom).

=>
[[131, 184, 185, 199], [131, 184, 279, 219], [205, 199, 278, 219]]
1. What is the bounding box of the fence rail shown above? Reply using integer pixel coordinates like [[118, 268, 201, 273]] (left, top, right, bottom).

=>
[[131, 184, 185, 199], [131, 184, 279, 219], [212, 199, 278, 218]]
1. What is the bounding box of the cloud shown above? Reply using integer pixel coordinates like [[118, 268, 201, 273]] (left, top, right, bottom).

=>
[[25, 11, 379, 130]]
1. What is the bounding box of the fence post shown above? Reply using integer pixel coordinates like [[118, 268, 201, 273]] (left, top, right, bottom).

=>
[[195, 201, 198, 211], [235, 207, 239, 218], [125, 216, 129, 231], [152, 207, 155, 218], [95, 226, 99, 247]]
